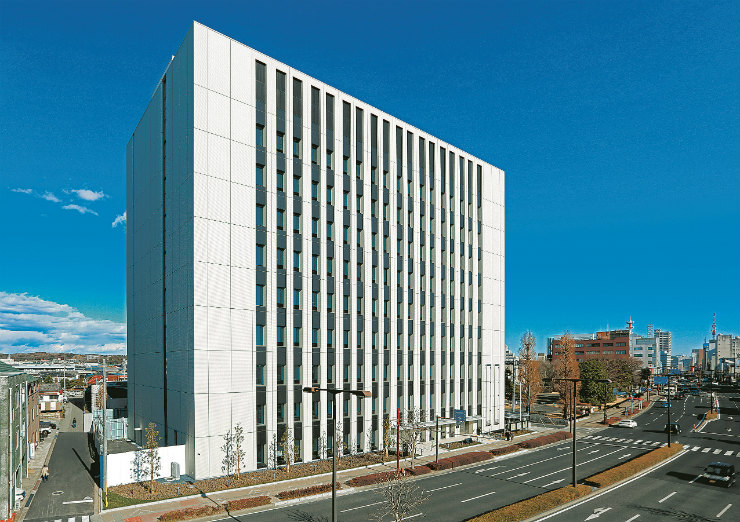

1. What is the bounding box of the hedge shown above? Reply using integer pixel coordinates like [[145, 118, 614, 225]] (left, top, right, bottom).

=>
[[347, 471, 401, 487], [516, 431, 571, 449], [605, 417, 622, 425], [158, 495, 273, 521], [276, 482, 341, 500], [158, 505, 220, 521], [490, 445, 519, 457], [466, 484, 591, 522], [406, 465, 432, 476], [428, 459, 453, 471], [585, 444, 683, 488], [225, 496, 271, 511]]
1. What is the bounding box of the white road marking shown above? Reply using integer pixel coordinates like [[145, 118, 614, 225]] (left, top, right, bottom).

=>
[[589, 450, 600, 454], [340, 500, 384, 512], [716, 504, 732, 518], [585, 507, 612, 520], [724, 450, 734, 456], [523, 447, 626, 484], [68, 518, 75, 522], [635, 440, 643, 444], [691, 446, 700, 451], [406, 513, 423, 519], [475, 466, 500, 473], [506, 472, 529, 479], [81, 517, 90, 522], [658, 491, 677, 503], [62, 497, 93, 505], [425, 482, 461, 493], [702, 447, 711, 453], [461, 490, 496, 503], [713, 448, 722, 454], [625, 515, 640, 522], [542, 479, 566, 487]]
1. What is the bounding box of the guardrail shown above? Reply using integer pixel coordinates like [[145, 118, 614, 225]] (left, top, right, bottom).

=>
[[529, 414, 569, 427]]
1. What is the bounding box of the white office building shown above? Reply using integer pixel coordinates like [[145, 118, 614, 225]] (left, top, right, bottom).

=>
[[127, 22, 506, 479]]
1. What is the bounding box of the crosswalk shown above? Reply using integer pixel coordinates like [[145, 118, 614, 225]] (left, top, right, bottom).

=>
[[581, 434, 740, 457], [25, 516, 90, 522]]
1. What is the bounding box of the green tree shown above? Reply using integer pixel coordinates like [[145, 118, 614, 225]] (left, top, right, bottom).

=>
[[578, 360, 613, 405]]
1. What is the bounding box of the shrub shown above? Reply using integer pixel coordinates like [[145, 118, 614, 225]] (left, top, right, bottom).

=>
[[225, 496, 271, 511], [158, 505, 221, 521], [428, 459, 454, 471], [448, 451, 493, 466], [490, 445, 519, 457], [276, 483, 341, 500], [348, 471, 401, 487], [467, 484, 591, 522], [585, 444, 683, 488], [516, 431, 571, 449], [604, 417, 621, 425], [406, 465, 432, 476], [706, 412, 718, 420]]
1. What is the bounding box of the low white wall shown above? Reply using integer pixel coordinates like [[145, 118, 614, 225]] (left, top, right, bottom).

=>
[[83, 412, 93, 432], [107, 444, 186, 487]]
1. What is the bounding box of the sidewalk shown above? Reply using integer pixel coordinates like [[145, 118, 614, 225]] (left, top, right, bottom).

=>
[[16, 426, 60, 522], [92, 427, 561, 522]]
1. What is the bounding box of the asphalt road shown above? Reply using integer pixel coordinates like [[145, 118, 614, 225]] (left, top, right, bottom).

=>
[[210, 397, 710, 522], [25, 401, 96, 522], [533, 391, 740, 522]]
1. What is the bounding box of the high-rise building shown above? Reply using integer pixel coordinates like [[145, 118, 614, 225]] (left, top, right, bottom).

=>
[[654, 329, 671, 368], [127, 22, 506, 479]]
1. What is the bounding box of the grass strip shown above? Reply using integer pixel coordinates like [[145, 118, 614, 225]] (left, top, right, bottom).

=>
[[466, 485, 591, 522], [585, 443, 684, 488]]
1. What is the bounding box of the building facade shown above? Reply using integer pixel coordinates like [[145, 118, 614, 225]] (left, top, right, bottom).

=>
[[630, 336, 659, 369], [549, 330, 631, 363], [127, 22, 506, 479]]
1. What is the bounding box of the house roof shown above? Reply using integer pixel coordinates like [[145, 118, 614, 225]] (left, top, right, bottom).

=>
[[0, 360, 21, 374]]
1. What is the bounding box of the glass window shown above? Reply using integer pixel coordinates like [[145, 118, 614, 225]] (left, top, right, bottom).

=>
[[312, 218, 319, 237], [311, 181, 319, 201], [326, 186, 333, 205], [277, 209, 284, 230], [326, 150, 333, 170], [343, 191, 349, 209], [277, 326, 284, 345], [276, 248, 284, 269], [326, 222, 333, 240], [276, 133, 284, 153], [256, 284, 264, 306], [293, 289, 301, 309], [343, 226, 349, 244], [256, 404, 264, 424], [327, 293, 333, 312], [343, 156, 349, 174], [293, 138, 301, 158], [312, 291, 319, 310], [256, 124, 264, 147], [277, 287, 285, 307], [256, 164, 264, 186], [256, 364, 264, 385], [312, 254, 319, 274], [293, 327, 301, 345], [293, 214, 301, 233], [294, 402, 301, 419], [311, 145, 319, 164], [293, 176, 301, 196], [293, 251, 301, 271], [277, 170, 285, 191], [327, 257, 333, 276], [256, 204, 264, 227], [256, 325, 264, 345], [256, 245, 264, 267]]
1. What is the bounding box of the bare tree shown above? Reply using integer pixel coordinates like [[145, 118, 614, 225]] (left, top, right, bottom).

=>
[[553, 332, 581, 420], [233, 423, 245, 479], [372, 472, 429, 522], [130, 448, 146, 486], [143, 422, 161, 493], [280, 427, 295, 475], [519, 331, 543, 413], [399, 408, 423, 469], [318, 431, 327, 460], [221, 429, 235, 485], [382, 415, 392, 462]]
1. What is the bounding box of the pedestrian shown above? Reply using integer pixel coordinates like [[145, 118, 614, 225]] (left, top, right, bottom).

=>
[[41, 465, 49, 482]]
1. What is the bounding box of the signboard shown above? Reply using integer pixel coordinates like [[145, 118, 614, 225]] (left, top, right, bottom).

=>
[[653, 376, 668, 385], [454, 409, 466, 426]]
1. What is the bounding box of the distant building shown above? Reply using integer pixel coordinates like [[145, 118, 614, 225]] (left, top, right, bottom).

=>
[[654, 329, 672, 368], [1, 361, 39, 522], [630, 336, 659, 369], [706, 334, 740, 372], [39, 384, 64, 412], [548, 330, 631, 363]]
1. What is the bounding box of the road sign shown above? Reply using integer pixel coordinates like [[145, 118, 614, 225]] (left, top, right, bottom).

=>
[[454, 409, 466, 425]]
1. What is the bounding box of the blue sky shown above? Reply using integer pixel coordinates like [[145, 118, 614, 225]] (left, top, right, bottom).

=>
[[1, 0, 738, 355]]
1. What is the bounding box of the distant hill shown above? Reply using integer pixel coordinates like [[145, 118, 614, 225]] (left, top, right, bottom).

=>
[[0, 351, 126, 364]]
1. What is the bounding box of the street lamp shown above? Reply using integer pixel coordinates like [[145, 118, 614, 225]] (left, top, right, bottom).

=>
[[303, 387, 371, 522], [553, 378, 581, 488]]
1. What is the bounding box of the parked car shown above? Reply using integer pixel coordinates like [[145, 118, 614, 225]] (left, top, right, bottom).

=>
[[615, 419, 637, 428], [657, 401, 670, 408], [663, 423, 681, 434], [702, 462, 736, 488]]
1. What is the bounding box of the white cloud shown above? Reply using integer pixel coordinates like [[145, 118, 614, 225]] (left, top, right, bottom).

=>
[[11, 188, 33, 194], [0, 292, 125, 355], [67, 189, 106, 201], [41, 191, 61, 203], [62, 204, 98, 216], [112, 211, 126, 228]]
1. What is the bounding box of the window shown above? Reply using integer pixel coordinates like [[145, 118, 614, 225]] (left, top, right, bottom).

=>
[[311, 145, 319, 164], [343, 226, 349, 244], [312, 218, 319, 237], [276, 248, 284, 269], [343, 295, 350, 314], [294, 402, 301, 420], [256, 245, 264, 267], [277, 287, 285, 307], [343, 156, 349, 174], [327, 293, 334, 312], [256, 124, 264, 147], [293, 288, 301, 309], [312, 328, 319, 347], [256, 204, 264, 226], [293, 138, 301, 158], [312, 254, 319, 274], [256, 164, 264, 186], [293, 176, 301, 196], [326, 222, 333, 240], [293, 214, 301, 233], [256, 325, 264, 345], [343, 191, 349, 210], [326, 186, 334, 205], [326, 150, 333, 170], [256, 404, 264, 424], [356, 194, 363, 211], [277, 326, 285, 345], [327, 257, 333, 276], [293, 251, 301, 271], [277, 364, 285, 384], [276, 132, 285, 153], [293, 326, 301, 346], [356, 161, 363, 179], [312, 291, 319, 311], [327, 364, 334, 383], [256, 364, 264, 385], [256, 284, 264, 306], [276, 209, 284, 230], [277, 170, 285, 191], [311, 181, 319, 201]]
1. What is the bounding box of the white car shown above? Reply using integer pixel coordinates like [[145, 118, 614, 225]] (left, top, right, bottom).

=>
[[615, 419, 637, 428], [15, 489, 25, 503]]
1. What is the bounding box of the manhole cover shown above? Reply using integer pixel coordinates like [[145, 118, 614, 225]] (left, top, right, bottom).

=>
[[52, 491, 64, 496]]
